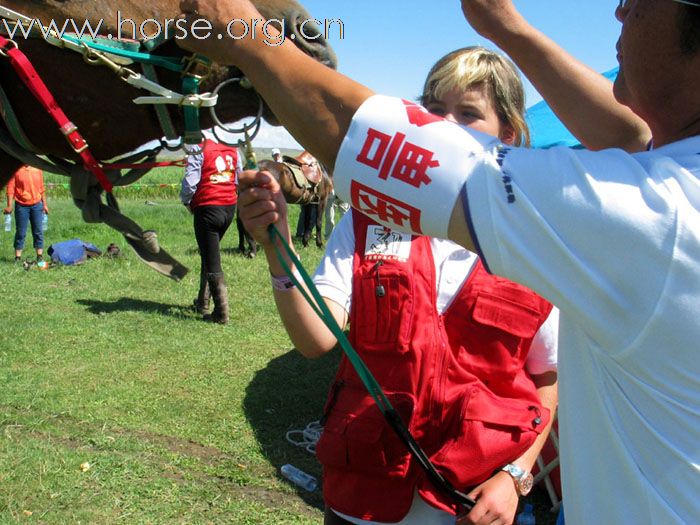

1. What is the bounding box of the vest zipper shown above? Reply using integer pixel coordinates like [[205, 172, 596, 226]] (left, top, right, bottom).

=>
[[430, 317, 449, 438]]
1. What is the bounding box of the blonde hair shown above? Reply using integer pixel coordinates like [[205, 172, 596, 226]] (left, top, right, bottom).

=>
[[420, 47, 530, 147]]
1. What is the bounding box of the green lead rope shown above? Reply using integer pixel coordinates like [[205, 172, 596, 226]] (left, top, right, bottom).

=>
[[267, 225, 476, 513], [182, 75, 203, 146]]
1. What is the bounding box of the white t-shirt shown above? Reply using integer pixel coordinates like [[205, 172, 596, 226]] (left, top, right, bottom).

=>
[[334, 95, 700, 525]]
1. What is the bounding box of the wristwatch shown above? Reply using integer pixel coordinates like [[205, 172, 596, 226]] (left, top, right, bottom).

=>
[[501, 463, 534, 496]]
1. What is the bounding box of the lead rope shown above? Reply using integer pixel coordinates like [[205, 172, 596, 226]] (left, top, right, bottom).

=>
[[267, 225, 476, 514]]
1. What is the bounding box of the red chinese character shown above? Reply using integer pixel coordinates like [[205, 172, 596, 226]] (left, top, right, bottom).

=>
[[356, 127, 439, 189], [378, 132, 406, 181], [391, 142, 438, 188], [356, 128, 392, 169], [402, 99, 445, 127], [351, 181, 423, 233]]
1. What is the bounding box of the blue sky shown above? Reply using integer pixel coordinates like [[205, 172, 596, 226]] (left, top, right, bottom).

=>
[[251, 1, 624, 148]]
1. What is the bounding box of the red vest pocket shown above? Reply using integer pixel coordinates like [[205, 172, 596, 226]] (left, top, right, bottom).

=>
[[431, 385, 548, 489], [453, 289, 545, 382], [316, 385, 414, 478], [472, 291, 542, 338], [353, 267, 414, 354]]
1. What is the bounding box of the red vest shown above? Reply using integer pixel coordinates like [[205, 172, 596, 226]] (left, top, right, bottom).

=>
[[190, 139, 239, 208], [316, 212, 553, 522]]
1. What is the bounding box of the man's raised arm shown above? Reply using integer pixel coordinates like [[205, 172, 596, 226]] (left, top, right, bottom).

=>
[[461, 0, 651, 152]]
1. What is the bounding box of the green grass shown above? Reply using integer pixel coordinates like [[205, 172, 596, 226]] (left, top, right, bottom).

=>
[[0, 195, 559, 524], [0, 196, 335, 524]]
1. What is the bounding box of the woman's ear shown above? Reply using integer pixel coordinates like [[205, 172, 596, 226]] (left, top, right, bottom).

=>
[[500, 125, 517, 145]]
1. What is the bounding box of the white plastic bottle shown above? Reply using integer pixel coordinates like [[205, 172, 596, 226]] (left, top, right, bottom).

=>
[[4, 214, 11, 232], [42, 212, 48, 231], [280, 464, 318, 491]]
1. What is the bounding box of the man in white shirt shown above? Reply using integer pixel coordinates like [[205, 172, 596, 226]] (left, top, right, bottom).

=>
[[178, 0, 700, 523]]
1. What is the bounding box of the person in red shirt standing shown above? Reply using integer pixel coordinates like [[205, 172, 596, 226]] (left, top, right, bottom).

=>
[[181, 135, 242, 324], [4, 165, 49, 263]]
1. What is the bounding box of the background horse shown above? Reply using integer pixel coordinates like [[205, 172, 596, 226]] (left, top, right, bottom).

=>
[[260, 151, 333, 248], [0, 0, 336, 276]]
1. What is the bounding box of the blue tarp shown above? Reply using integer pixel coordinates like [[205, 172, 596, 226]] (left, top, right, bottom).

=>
[[525, 67, 619, 149]]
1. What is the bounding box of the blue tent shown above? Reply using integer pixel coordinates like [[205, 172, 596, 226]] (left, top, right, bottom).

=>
[[525, 67, 619, 149]]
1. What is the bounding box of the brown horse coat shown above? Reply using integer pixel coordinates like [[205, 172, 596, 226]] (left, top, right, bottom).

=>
[[0, 0, 336, 276]]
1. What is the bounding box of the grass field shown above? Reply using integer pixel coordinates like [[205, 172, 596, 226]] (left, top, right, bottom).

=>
[[0, 187, 559, 524]]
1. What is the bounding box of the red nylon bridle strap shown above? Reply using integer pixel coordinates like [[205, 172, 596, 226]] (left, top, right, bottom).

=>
[[0, 34, 113, 192], [102, 159, 186, 170]]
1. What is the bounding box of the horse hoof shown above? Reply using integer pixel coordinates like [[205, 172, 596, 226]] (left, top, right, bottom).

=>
[[246, 252, 256, 259]]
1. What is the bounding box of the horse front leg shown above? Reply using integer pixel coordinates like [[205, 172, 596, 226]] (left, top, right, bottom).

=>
[[301, 203, 311, 247], [316, 199, 324, 248], [236, 211, 256, 258]]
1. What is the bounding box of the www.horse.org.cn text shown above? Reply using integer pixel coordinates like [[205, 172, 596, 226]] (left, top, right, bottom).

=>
[[0, 13, 345, 47]]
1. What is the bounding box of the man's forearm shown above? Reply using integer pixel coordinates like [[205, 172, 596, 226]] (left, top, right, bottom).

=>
[[487, 19, 650, 152], [229, 36, 374, 170]]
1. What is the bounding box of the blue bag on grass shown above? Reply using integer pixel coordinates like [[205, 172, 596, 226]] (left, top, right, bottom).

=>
[[48, 239, 102, 266]]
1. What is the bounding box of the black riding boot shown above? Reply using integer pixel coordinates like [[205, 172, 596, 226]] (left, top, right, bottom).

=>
[[193, 269, 210, 315], [207, 272, 229, 324]]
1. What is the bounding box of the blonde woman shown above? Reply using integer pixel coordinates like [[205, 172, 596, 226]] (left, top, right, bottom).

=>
[[242, 47, 559, 525]]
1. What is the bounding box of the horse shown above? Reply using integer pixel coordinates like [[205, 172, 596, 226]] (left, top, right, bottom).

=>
[[0, 0, 336, 277], [259, 151, 333, 248], [236, 210, 257, 258]]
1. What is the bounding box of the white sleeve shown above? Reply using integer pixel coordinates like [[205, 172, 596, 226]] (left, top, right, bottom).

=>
[[313, 212, 355, 313], [180, 150, 203, 205], [525, 307, 559, 375], [334, 95, 498, 239]]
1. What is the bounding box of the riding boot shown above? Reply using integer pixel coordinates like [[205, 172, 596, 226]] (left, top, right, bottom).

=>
[[207, 272, 229, 325], [193, 269, 210, 315]]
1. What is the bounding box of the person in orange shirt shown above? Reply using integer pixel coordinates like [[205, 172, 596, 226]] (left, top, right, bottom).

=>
[[4, 165, 49, 262]]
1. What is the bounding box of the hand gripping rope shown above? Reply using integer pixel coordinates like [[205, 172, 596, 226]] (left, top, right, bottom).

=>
[[267, 225, 476, 515]]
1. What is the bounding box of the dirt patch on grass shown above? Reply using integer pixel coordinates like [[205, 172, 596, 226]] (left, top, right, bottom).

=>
[[0, 407, 323, 519]]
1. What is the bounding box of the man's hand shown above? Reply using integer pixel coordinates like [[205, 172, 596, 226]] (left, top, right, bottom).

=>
[[3, 206, 11, 214], [460, 0, 524, 44], [462, 471, 520, 525], [177, 0, 266, 65], [237, 169, 289, 247]]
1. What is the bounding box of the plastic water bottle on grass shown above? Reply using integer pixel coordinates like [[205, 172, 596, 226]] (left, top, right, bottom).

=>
[[4, 214, 11, 232], [516, 503, 536, 525], [280, 464, 318, 491]]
